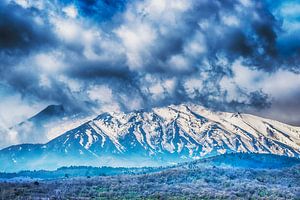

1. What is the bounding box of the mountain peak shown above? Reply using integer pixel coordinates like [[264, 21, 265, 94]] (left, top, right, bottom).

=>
[[39, 104, 65, 116], [28, 104, 66, 123], [1, 103, 300, 172]]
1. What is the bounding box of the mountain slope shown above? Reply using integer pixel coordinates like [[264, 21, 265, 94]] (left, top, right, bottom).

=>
[[1, 104, 300, 172], [1, 105, 92, 149]]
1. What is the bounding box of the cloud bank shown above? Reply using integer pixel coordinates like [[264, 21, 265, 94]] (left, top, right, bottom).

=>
[[0, 0, 300, 136]]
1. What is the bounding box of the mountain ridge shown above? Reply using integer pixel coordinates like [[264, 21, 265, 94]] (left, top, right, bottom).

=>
[[1, 103, 300, 172]]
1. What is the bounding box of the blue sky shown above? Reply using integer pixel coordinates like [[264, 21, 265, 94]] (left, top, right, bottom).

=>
[[0, 0, 300, 129]]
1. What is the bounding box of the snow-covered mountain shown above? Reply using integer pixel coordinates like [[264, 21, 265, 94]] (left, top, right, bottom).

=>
[[1, 104, 300, 172]]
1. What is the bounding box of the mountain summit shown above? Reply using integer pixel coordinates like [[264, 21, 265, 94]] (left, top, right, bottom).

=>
[[27, 105, 66, 123], [1, 104, 300, 172]]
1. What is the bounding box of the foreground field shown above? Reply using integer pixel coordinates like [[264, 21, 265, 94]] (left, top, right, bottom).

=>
[[1, 154, 300, 199], [1, 165, 300, 199]]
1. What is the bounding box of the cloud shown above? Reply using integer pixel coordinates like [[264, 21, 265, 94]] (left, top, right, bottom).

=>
[[0, 0, 300, 148], [63, 5, 78, 18], [0, 1, 56, 53], [221, 59, 300, 124], [0, 92, 46, 126]]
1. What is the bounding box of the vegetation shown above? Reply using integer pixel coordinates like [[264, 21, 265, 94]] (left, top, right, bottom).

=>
[[1, 153, 299, 180], [0, 166, 163, 180], [1, 153, 299, 199], [0, 165, 299, 199]]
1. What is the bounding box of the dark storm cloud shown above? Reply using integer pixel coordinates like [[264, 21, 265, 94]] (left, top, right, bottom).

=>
[[109, 0, 290, 74], [63, 54, 130, 79], [0, 1, 56, 53], [0, 0, 300, 129], [0, 0, 59, 106]]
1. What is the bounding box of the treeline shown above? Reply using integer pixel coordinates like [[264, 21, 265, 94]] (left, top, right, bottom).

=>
[[0, 165, 165, 180], [0, 164, 299, 199], [1, 153, 299, 180]]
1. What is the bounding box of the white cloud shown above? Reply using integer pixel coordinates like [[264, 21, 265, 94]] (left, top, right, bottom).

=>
[[58, 76, 82, 93], [53, 18, 81, 42], [13, 0, 29, 8], [234, 61, 300, 99], [167, 55, 190, 72], [0, 94, 47, 127], [1, 0, 300, 131], [0, 119, 19, 149], [63, 5, 78, 18], [39, 74, 52, 88], [261, 70, 300, 100], [115, 23, 156, 70], [87, 85, 122, 113], [222, 15, 240, 27], [239, 0, 252, 7], [134, 0, 190, 21], [88, 85, 113, 103], [34, 52, 64, 73], [280, 3, 300, 17], [184, 78, 203, 99], [184, 32, 206, 57], [145, 76, 176, 100], [229, 60, 264, 91], [276, 2, 300, 35], [220, 59, 300, 104], [114, 0, 194, 72], [119, 94, 143, 111]]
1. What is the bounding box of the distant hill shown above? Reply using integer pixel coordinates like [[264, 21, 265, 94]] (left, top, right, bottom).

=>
[[1, 153, 299, 179], [178, 153, 300, 169]]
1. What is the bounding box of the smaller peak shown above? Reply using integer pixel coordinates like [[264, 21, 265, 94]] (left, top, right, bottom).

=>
[[43, 104, 64, 113], [29, 104, 66, 122], [185, 103, 207, 110], [95, 112, 113, 121], [231, 112, 242, 118], [168, 103, 208, 112]]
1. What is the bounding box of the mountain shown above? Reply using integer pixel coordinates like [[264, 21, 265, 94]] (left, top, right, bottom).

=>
[[1, 105, 92, 149], [0, 104, 300, 172], [27, 104, 66, 124]]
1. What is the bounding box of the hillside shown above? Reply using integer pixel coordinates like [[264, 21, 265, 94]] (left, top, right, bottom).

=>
[[0, 153, 299, 199]]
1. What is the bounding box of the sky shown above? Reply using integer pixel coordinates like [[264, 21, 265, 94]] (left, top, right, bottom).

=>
[[0, 0, 300, 132]]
